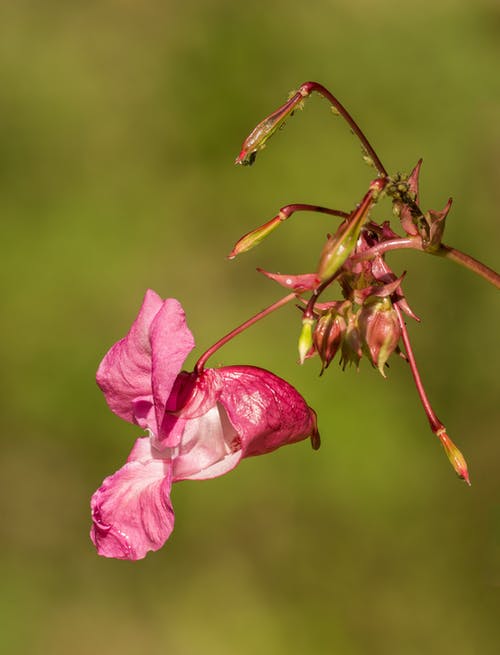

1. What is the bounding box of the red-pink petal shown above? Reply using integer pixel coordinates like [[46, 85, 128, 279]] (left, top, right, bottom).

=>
[[215, 366, 315, 457], [96, 290, 162, 425], [90, 438, 174, 560], [169, 366, 316, 480], [150, 300, 195, 443], [96, 291, 195, 435]]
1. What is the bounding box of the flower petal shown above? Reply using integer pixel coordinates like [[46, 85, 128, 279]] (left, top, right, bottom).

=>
[[96, 291, 195, 436], [150, 300, 195, 443], [166, 366, 315, 482], [215, 366, 315, 457], [96, 290, 163, 426], [90, 438, 174, 560], [172, 403, 242, 481]]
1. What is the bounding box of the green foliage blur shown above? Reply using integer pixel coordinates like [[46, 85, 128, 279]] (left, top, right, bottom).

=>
[[1, 1, 498, 653]]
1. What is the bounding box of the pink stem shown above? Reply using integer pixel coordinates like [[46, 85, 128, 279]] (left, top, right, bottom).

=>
[[279, 203, 349, 221], [195, 293, 297, 373], [299, 81, 388, 177], [393, 304, 443, 433], [351, 237, 500, 289], [437, 245, 500, 289], [351, 237, 421, 261]]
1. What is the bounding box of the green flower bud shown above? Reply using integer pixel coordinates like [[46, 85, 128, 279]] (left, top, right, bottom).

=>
[[227, 215, 283, 259], [340, 307, 363, 370], [298, 316, 315, 365], [317, 178, 386, 281]]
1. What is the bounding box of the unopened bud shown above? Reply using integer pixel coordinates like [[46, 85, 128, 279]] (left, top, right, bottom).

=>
[[313, 310, 345, 373], [235, 90, 305, 166], [359, 297, 401, 376], [437, 428, 471, 485], [317, 178, 386, 281], [298, 316, 315, 365], [227, 215, 282, 259]]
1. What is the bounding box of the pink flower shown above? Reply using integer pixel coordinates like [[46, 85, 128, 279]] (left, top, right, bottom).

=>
[[91, 290, 318, 560]]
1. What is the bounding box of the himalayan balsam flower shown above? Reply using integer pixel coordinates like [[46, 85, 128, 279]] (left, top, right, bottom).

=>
[[91, 290, 317, 560]]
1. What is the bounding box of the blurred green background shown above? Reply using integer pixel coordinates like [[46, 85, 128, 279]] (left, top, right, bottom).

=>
[[1, 1, 498, 653]]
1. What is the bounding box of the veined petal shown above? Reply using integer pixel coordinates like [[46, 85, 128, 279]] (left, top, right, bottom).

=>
[[172, 403, 242, 481], [170, 366, 315, 480], [150, 300, 195, 444], [96, 291, 195, 436], [215, 366, 315, 457], [96, 290, 163, 426], [90, 438, 174, 560]]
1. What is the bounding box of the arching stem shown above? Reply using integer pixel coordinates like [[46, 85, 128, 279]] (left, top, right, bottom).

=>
[[228, 204, 348, 259], [393, 304, 470, 484], [436, 245, 500, 289], [195, 293, 297, 374], [299, 81, 388, 177]]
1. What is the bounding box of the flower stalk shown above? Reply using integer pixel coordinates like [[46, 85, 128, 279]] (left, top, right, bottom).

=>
[[394, 304, 471, 484], [195, 293, 297, 374]]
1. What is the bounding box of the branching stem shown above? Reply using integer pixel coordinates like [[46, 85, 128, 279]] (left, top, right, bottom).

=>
[[352, 237, 500, 289]]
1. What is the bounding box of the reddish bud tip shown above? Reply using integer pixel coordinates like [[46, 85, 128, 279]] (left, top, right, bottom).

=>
[[437, 429, 471, 485], [235, 90, 305, 166], [227, 215, 283, 258], [257, 268, 321, 292]]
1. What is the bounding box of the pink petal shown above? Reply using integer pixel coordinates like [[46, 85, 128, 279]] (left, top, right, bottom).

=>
[[150, 300, 195, 444], [215, 366, 315, 457], [169, 366, 316, 481], [155, 371, 214, 451], [172, 403, 242, 481], [90, 438, 174, 560], [96, 291, 195, 436], [257, 268, 321, 292], [96, 290, 163, 426]]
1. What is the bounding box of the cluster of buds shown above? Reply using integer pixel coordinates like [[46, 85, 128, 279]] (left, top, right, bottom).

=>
[[308, 293, 401, 376], [228, 81, 500, 485]]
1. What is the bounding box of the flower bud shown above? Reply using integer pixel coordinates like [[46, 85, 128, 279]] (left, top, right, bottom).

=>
[[359, 297, 401, 376], [340, 307, 362, 370], [235, 90, 306, 166], [313, 310, 345, 374], [298, 316, 315, 365], [227, 215, 282, 259], [437, 428, 471, 485], [317, 178, 386, 281]]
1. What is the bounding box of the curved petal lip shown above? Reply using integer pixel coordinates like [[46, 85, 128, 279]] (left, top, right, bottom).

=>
[[90, 438, 175, 560]]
